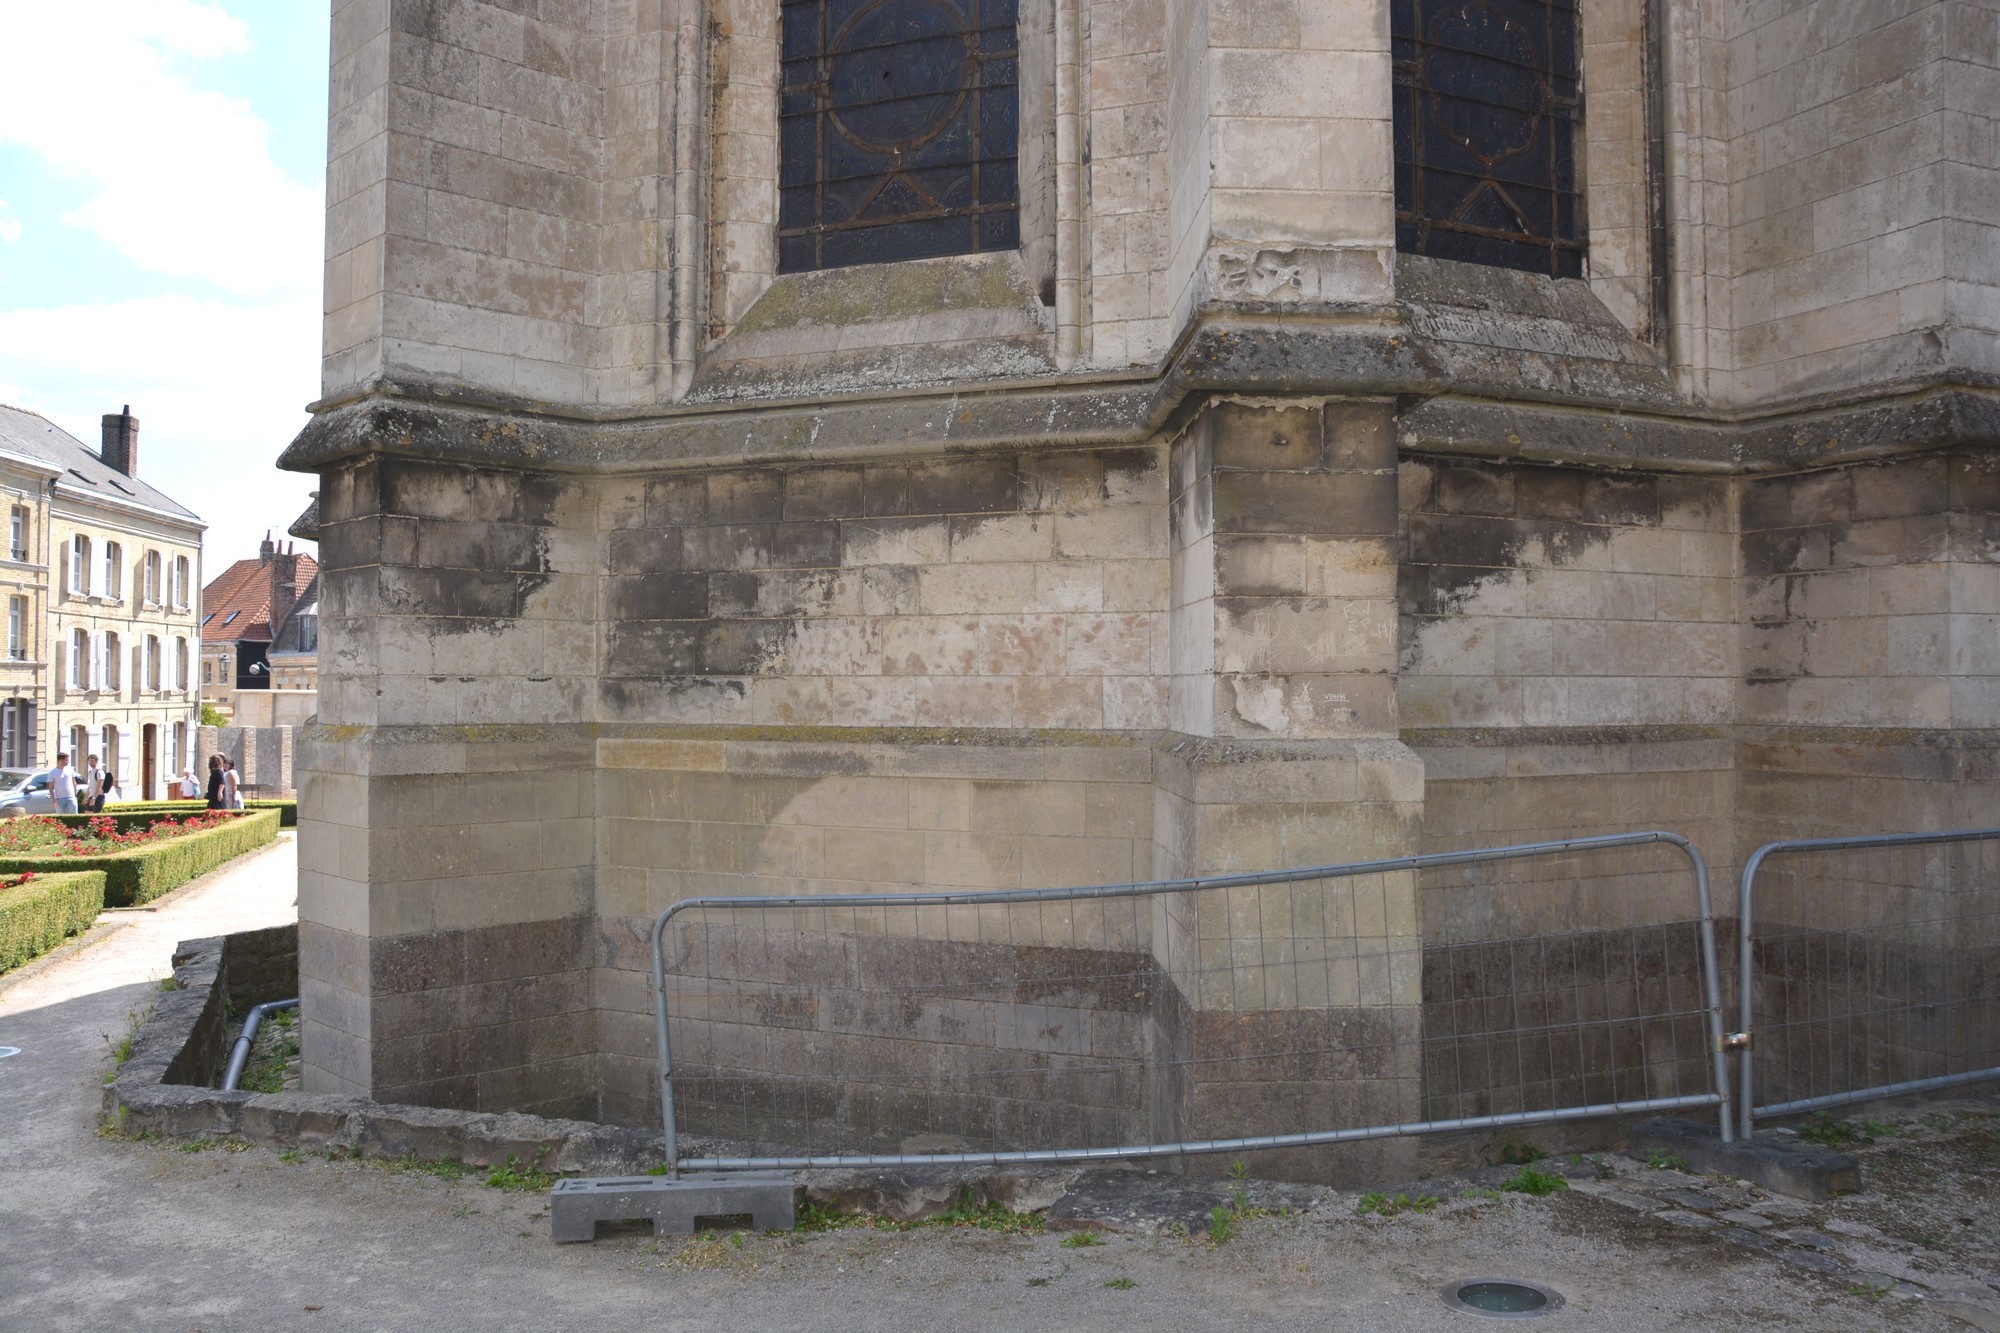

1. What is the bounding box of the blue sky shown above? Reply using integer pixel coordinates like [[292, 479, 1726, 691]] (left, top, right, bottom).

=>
[[0, 1, 330, 566]]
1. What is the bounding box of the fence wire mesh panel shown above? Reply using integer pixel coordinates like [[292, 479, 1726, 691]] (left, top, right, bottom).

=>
[[650, 831, 1730, 1170], [1740, 829, 2000, 1136]]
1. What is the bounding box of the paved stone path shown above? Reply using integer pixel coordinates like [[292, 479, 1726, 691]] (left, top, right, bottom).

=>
[[0, 839, 1985, 1331]]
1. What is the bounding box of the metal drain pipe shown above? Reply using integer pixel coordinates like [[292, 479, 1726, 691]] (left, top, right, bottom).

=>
[[221, 998, 297, 1092]]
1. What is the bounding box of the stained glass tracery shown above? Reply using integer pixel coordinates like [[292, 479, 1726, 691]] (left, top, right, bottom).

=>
[[779, 0, 1020, 273], [1392, 0, 1585, 278]]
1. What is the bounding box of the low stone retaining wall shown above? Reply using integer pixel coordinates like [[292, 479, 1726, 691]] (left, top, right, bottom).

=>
[[104, 926, 663, 1176]]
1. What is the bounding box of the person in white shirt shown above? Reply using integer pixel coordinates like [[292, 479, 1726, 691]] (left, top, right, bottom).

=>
[[177, 768, 201, 800], [83, 753, 106, 813], [48, 753, 78, 814]]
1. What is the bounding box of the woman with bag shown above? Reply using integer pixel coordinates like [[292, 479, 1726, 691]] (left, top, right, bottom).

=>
[[223, 758, 243, 810]]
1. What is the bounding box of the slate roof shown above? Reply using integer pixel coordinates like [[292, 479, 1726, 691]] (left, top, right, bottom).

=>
[[0, 403, 203, 525], [201, 549, 318, 646]]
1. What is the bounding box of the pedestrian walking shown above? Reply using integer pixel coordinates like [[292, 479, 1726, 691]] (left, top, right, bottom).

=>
[[177, 768, 200, 800], [205, 754, 226, 810], [49, 752, 79, 814], [222, 758, 243, 810], [83, 753, 107, 814]]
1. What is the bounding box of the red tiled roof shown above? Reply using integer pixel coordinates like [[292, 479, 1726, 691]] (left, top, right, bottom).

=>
[[201, 552, 317, 645]]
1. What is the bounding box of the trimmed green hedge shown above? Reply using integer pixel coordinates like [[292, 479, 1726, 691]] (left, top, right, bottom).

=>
[[0, 808, 281, 908], [51, 798, 297, 830], [0, 870, 107, 973]]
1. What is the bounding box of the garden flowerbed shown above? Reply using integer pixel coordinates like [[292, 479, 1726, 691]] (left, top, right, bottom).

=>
[[0, 807, 280, 907], [0, 869, 107, 972]]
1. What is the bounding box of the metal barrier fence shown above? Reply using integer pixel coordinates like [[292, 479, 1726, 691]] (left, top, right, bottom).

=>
[[648, 831, 1733, 1172], [1738, 828, 2000, 1137]]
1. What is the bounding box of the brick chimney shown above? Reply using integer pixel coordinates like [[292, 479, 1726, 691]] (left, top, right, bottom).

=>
[[100, 405, 139, 476], [268, 548, 301, 634]]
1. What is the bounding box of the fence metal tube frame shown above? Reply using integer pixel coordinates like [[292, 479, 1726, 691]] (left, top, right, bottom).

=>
[[650, 830, 1736, 1174], [1737, 827, 2000, 1139]]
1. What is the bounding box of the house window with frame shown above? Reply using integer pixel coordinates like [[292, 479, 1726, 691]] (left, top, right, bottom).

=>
[[69, 535, 91, 598], [778, 0, 1020, 272], [175, 637, 189, 691], [103, 540, 123, 601], [69, 725, 86, 762], [9, 506, 27, 562], [144, 550, 162, 604], [203, 659, 212, 685], [145, 635, 161, 692], [173, 555, 191, 609], [1392, 0, 1584, 278], [1, 698, 33, 767], [103, 631, 121, 693], [69, 628, 89, 690], [103, 725, 119, 783], [6, 596, 23, 661]]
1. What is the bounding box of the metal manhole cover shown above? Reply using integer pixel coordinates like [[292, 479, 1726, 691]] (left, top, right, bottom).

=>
[[1440, 1277, 1565, 1318]]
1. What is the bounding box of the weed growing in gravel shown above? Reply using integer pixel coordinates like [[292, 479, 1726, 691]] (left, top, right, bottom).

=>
[[1060, 1231, 1104, 1248], [1493, 1142, 1547, 1166], [1104, 1277, 1137, 1290], [1501, 1164, 1569, 1197], [797, 1190, 1044, 1235], [1460, 1188, 1503, 1202], [666, 1234, 755, 1271], [485, 1154, 557, 1191], [382, 1152, 473, 1183], [157, 975, 178, 992], [1229, 1159, 1251, 1211], [237, 1008, 300, 1095], [1026, 1264, 1069, 1288], [99, 1007, 146, 1082], [1206, 1205, 1238, 1243], [1799, 1116, 1890, 1148], [93, 1110, 161, 1144], [1645, 1150, 1689, 1172], [1846, 1282, 1894, 1300], [1357, 1191, 1438, 1217]]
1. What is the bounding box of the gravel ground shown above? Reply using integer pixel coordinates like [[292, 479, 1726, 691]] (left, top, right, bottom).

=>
[[3, 835, 1997, 1332]]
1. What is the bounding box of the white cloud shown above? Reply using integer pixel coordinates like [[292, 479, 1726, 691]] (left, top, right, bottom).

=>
[[0, 295, 320, 564], [0, 1, 321, 297]]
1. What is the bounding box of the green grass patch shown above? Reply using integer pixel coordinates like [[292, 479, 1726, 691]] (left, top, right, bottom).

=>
[[1798, 1116, 1890, 1148], [797, 1190, 1045, 1235], [235, 1007, 299, 1095], [0, 808, 279, 906], [1501, 1164, 1570, 1197], [485, 1154, 558, 1191], [0, 869, 105, 972], [1357, 1191, 1438, 1217]]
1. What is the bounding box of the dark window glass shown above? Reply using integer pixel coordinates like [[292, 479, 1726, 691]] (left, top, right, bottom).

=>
[[780, 0, 1020, 273], [1392, 0, 1584, 278]]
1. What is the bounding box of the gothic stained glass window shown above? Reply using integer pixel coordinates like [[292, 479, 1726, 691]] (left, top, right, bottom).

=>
[[779, 0, 1020, 273], [1392, 0, 1584, 278]]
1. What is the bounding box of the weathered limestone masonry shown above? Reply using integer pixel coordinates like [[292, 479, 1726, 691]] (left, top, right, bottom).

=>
[[282, 0, 1998, 1180]]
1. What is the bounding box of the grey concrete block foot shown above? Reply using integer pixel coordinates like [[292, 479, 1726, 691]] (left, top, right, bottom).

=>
[[1627, 1118, 1859, 1201], [549, 1172, 796, 1243]]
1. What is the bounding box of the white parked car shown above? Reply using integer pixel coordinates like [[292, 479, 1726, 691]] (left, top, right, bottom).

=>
[[0, 769, 57, 819]]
